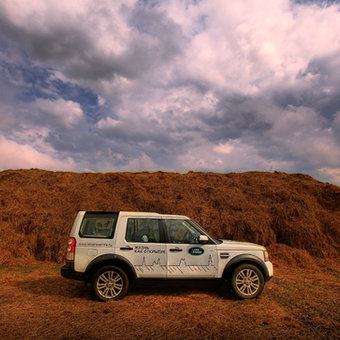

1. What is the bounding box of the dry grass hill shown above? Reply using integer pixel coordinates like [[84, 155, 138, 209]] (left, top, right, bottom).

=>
[[0, 169, 338, 265]]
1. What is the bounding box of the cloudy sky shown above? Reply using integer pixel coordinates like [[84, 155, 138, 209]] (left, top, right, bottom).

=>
[[0, 0, 340, 184]]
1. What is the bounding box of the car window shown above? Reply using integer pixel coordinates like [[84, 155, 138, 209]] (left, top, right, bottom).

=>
[[164, 219, 202, 244], [126, 218, 161, 243], [79, 213, 118, 238]]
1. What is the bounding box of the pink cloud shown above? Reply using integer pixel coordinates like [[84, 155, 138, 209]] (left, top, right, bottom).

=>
[[0, 135, 76, 171]]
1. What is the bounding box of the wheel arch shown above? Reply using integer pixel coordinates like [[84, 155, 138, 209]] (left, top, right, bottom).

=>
[[222, 254, 269, 281], [84, 254, 137, 284]]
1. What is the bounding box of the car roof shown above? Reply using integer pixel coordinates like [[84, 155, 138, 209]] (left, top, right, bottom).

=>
[[119, 211, 189, 219], [80, 211, 189, 219]]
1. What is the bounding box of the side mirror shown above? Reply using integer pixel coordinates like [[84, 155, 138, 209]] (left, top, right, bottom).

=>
[[199, 235, 209, 243]]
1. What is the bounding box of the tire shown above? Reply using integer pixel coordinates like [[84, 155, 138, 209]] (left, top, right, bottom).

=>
[[231, 263, 264, 299], [92, 266, 129, 302]]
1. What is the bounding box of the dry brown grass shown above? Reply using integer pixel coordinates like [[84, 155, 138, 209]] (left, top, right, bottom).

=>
[[0, 169, 339, 264]]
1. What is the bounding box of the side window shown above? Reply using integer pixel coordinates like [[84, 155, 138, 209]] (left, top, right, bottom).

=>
[[165, 219, 202, 244], [126, 218, 161, 243], [79, 213, 118, 238]]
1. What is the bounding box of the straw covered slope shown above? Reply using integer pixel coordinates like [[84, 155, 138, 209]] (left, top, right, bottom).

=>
[[0, 169, 339, 265]]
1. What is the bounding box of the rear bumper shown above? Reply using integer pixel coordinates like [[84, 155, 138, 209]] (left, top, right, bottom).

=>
[[61, 263, 85, 281]]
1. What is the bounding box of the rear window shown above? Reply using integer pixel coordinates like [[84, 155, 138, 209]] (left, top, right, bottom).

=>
[[79, 212, 118, 238]]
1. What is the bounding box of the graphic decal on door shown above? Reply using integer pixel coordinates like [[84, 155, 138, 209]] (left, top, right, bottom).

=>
[[134, 255, 217, 274], [134, 257, 167, 273]]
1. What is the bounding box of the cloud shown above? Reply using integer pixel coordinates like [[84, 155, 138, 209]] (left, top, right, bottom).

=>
[[0, 0, 185, 82], [0, 0, 339, 184], [213, 141, 234, 154], [317, 167, 340, 185], [178, 138, 295, 173], [266, 105, 340, 165], [34, 98, 83, 127], [0, 134, 76, 171]]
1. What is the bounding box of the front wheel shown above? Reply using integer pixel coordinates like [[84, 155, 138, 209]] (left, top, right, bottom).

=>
[[92, 266, 129, 301], [231, 264, 264, 299]]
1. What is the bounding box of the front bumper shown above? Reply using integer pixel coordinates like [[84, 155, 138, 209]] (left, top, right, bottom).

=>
[[265, 261, 274, 281]]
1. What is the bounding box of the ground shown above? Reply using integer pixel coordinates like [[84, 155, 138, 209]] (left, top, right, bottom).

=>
[[1, 260, 339, 340]]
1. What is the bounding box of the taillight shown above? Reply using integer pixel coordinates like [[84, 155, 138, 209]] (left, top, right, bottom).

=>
[[66, 237, 76, 261], [263, 250, 269, 262]]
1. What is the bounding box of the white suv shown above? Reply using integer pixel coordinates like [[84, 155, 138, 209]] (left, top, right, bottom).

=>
[[61, 211, 273, 301]]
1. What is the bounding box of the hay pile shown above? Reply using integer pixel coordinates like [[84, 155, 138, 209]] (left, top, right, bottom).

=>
[[0, 169, 338, 265]]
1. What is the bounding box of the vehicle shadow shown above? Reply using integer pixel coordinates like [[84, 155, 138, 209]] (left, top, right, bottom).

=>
[[15, 275, 239, 301], [129, 280, 239, 300]]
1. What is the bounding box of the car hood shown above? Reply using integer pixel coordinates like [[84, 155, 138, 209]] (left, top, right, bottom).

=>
[[216, 240, 265, 251]]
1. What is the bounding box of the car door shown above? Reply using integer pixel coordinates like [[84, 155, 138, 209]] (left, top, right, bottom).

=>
[[115, 217, 167, 278], [164, 219, 218, 278]]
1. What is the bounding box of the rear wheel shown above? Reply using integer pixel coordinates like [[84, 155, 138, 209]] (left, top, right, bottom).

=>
[[92, 266, 129, 301], [231, 264, 264, 299]]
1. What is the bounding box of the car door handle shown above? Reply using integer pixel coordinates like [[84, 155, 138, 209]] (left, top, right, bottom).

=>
[[120, 246, 133, 251], [169, 248, 183, 252]]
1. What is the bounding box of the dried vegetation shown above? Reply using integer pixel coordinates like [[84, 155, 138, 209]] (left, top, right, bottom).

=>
[[0, 169, 339, 339], [0, 169, 338, 265]]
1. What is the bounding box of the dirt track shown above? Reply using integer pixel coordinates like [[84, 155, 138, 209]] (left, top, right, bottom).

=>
[[1, 260, 339, 340]]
